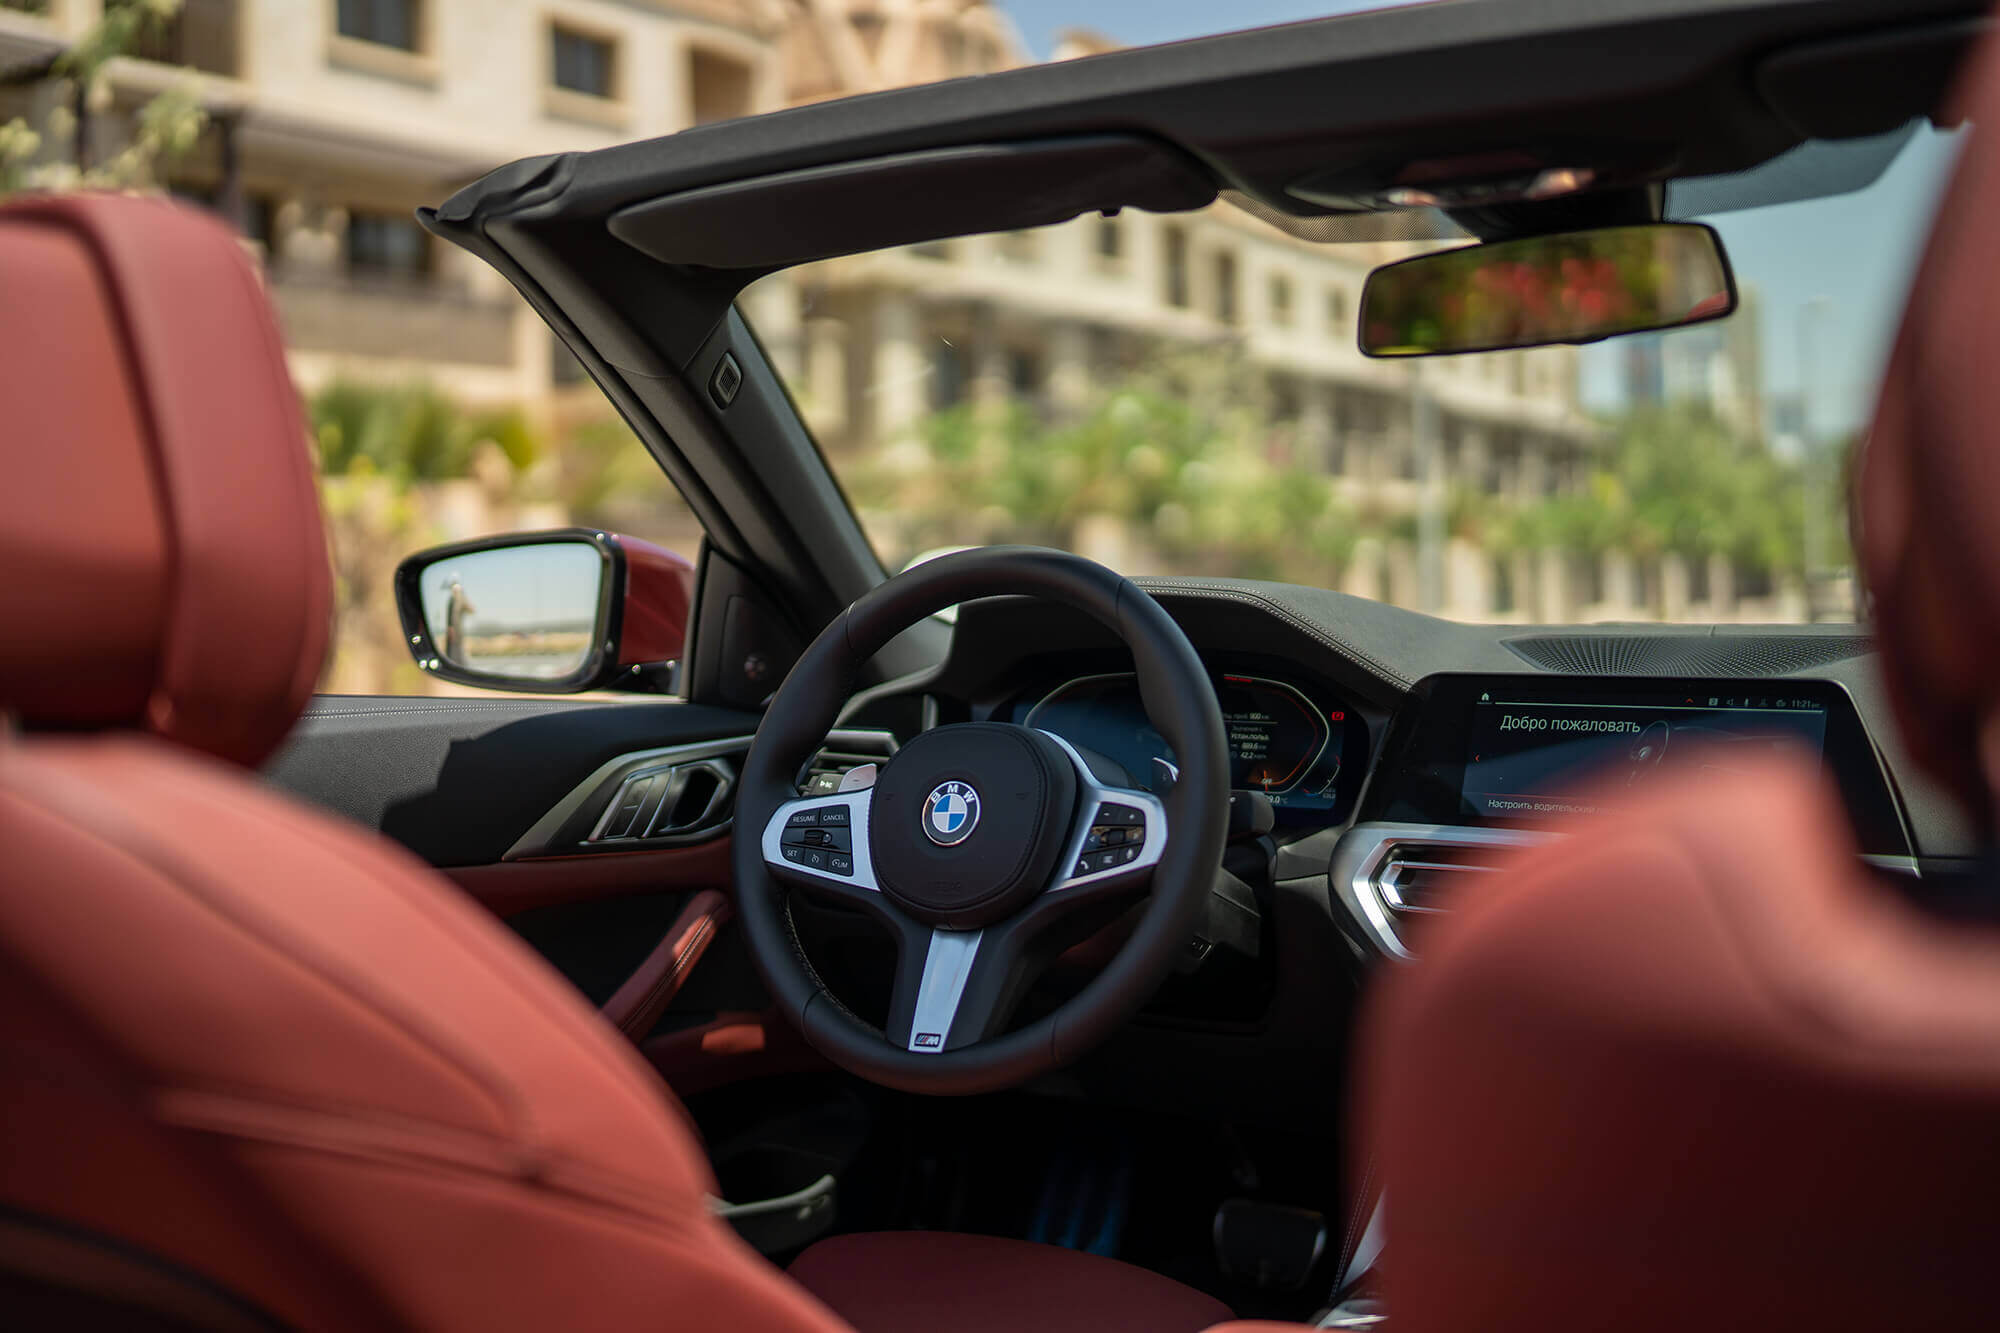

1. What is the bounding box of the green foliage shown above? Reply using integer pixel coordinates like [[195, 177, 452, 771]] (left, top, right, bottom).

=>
[[1512, 404, 1807, 575], [530, 415, 676, 529], [308, 379, 538, 482], [851, 370, 1815, 590], [846, 358, 1358, 582], [0, 0, 207, 196]]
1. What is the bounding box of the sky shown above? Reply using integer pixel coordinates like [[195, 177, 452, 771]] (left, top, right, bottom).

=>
[[998, 0, 1961, 435]]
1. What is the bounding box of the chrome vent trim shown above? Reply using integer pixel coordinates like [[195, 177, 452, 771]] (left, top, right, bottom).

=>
[[1330, 822, 1553, 960]]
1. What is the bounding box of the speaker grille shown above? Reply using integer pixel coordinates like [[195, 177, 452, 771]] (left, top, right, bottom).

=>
[[1502, 633, 1873, 676]]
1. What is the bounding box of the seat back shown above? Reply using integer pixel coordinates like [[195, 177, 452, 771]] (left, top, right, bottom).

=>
[[0, 196, 849, 1331], [1361, 26, 2000, 1333]]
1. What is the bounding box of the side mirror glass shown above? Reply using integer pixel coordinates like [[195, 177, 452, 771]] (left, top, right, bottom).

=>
[[394, 529, 693, 693], [1358, 222, 1736, 357]]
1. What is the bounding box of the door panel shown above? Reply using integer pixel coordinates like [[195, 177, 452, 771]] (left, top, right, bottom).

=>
[[267, 695, 757, 866], [265, 693, 794, 1089]]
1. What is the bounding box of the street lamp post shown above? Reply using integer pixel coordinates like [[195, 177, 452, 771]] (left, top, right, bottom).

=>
[[1797, 297, 1834, 621], [1411, 360, 1444, 614]]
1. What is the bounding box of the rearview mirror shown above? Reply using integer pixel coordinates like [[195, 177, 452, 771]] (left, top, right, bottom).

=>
[[1358, 222, 1736, 357], [394, 528, 693, 693]]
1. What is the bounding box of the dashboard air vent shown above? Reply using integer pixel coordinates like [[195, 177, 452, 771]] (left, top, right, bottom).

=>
[[1333, 823, 1552, 958], [1377, 842, 1504, 916], [1502, 633, 1872, 677]]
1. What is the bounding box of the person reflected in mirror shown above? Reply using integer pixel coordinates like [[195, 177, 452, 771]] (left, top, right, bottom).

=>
[[441, 573, 476, 663]]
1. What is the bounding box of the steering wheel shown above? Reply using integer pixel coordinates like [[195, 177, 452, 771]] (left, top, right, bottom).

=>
[[732, 547, 1230, 1095]]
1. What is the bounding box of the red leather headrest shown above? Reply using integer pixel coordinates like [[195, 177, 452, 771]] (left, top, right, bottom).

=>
[[0, 194, 330, 767], [1857, 36, 2000, 827]]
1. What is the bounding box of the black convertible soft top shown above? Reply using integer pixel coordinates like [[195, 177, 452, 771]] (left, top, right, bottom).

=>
[[434, 0, 1979, 262], [413, 0, 1985, 629]]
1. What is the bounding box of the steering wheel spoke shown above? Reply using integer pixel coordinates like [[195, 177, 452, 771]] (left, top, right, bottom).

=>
[[886, 923, 1028, 1054]]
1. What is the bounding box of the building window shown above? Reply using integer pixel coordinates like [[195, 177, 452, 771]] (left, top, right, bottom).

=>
[[929, 342, 968, 411], [552, 25, 617, 99], [688, 46, 753, 125], [1007, 348, 1040, 397], [1327, 286, 1350, 337], [1269, 274, 1293, 327], [1213, 251, 1239, 325], [337, 0, 420, 52], [346, 211, 430, 280], [243, 194, 278, 254], [1095, 216, 1124, 266], [1162, 226, 1189, 309], [1269, 375, 1301, 424]]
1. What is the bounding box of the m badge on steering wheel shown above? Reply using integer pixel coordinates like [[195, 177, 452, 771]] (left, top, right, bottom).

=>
[[922, 782, 981, 846]]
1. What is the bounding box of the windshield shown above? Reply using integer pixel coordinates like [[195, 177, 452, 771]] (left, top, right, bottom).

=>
[[743, 125, 1958, 624]]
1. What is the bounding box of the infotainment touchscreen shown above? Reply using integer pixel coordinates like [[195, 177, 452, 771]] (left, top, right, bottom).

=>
[[1461, 687, 1829, 820], [1364, 675, 1906, 854]]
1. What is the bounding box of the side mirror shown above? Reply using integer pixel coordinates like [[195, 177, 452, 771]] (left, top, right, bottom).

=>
[[394, 528, 693, 693], [1358, 222, 1737, 357]]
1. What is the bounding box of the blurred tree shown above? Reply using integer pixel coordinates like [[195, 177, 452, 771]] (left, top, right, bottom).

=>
[[308, 379, 540, 482], [849, 355, 1359, 583], [0, 1, 207, 195], [1534, 403, 1806, 577]]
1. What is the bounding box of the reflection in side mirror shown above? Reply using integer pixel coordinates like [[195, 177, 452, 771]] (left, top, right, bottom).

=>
[[1358, 222, 1736, 358], [421, 542, 604, 680], [394, 528, 693, 694]]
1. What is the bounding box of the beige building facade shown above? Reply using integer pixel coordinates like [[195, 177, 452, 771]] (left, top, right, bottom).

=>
[[1, 1, 1799, 623]]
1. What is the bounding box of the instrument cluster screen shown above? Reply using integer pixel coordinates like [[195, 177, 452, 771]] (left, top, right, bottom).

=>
[[1461, 687, 1830, 820], [1021, 672, 1361, 823]]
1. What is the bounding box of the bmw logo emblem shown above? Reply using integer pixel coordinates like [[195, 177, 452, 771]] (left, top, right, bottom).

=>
[[921, 781, 980, 847]]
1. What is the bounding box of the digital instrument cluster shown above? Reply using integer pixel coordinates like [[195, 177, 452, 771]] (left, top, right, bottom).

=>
[[1018, 671, 1365, 825]]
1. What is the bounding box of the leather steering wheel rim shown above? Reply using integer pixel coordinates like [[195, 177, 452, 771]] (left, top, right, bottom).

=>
[[732, 547, 1230, 1096]]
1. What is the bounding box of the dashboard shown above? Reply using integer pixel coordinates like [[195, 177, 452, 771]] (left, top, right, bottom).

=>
[[829, 576, 1960, 1126], [1011, 670, 1368, 826]]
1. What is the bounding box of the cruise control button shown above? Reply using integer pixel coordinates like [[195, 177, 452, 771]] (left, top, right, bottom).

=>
[[803, 848, 828, 870], [786, 809, 820, 828], [827, 853, 854, 876], [818, 805, 850, 827], [782, 845, 807, 864]]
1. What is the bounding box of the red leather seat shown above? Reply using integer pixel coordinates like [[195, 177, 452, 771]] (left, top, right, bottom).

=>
[[0, 194, 1234, 1331], [1355, 29, 2000, 1333]]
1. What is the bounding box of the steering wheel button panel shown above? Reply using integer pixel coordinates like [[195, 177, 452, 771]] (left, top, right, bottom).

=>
[[762, 790, 881, 892], [1040, 733, 1168, 891]]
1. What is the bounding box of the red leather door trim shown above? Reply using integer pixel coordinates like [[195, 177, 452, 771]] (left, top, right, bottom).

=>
[[641, 1010, 829, 1097], [602, 890, 730, 1040], [443, 837, 732, 916]]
